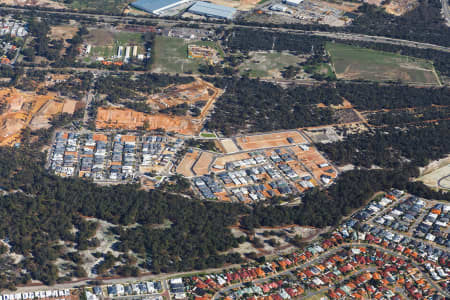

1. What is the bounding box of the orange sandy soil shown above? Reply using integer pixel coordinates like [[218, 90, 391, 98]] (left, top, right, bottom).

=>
[[96, 107, 201, 135], [383, 0, 418, 15], [0, 88, 76, 145], [205, 0, 259, 11], [93, 133, 108, 142], [290, 145, 337, 184], [236, 131, 306, 151], [192, 151, 214, 176], [212, 152, 251, 170], [147, 78, 222, 118], [176, 150, 200, 177]]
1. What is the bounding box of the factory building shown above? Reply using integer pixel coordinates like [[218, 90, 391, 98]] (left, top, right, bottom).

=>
[[283, 0, 303, 6], [131, 0, 190, 15], [188, 1, 237, 19]]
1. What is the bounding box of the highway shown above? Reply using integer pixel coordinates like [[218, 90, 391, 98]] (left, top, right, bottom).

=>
[[2, 6, 450, 53]]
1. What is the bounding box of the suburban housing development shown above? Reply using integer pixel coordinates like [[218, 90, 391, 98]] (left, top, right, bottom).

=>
[[0, 0, 447, 298]]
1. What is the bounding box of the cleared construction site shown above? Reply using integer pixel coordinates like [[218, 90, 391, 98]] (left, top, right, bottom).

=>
[[0, 88, 78, 145], [96, 78, 222, 135]]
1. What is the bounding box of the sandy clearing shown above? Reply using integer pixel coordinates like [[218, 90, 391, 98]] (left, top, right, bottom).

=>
[[62, 99, 78, 114], [96, 107, 201, 135], [177, 150, 200, 177], [213, 152, 251, 169], [235, 131, 306, 151], [0, 0, 66, 9], [192, 152, 214, 176], [220, 138, 240, 153], [419, 163, 450, 190], [0, 88, 75, 145]]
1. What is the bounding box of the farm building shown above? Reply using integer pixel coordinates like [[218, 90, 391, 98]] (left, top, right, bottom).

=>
[[188, 1, 237, 19], [131, 0, 190, 15], [283, 0, 303, 6]]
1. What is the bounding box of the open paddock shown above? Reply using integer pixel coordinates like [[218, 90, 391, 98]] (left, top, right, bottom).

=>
[[235, 131, 306, 151], [220, 138, 240, 153], [192, 152, 215, 176], [326, 42, 440, 85], [177, 150, 200, 177], [212, 152, 251, 170], [96, 107, 201, 135]]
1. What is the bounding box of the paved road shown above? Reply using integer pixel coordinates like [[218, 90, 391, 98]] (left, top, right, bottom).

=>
[[2, 6, 450, 53], [437, 174, 450, 189]]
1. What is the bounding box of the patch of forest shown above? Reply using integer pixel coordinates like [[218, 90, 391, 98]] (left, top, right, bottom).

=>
[[222, 28, 450, 77], [318, 120, 450, 168], [0, 147, 247, 287], [348, 1, 450, 47], [205, 77, 340, 135], [241, 166, 450, 229], [335, 83, 450, 110], [205, 78, 449, 134], [224, 28, 327, 53], [95, 73, 194, 105], [366, 106, 450, 126], [236, 0, 449, 47]]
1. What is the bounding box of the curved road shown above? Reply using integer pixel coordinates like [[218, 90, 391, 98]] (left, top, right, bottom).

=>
[[2, 6, 450, 53], [212, 242, 448, 299], [437, 174, 450, 189]]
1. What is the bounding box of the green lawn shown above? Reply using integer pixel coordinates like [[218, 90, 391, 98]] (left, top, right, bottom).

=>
[[200, 132, 217, 138], [326, 42, 439, 85], [152, 36, 221, 74], [68, 0, 128, 14], [87, 32, 144, 60], [239, 51, 303, 78]]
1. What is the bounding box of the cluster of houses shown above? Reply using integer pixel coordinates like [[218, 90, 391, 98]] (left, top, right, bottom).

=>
[[374, 195, 426, 232], [85, 281, 162, 299], [194, 157, 299, 202], [169, 278, 186, 299], [321, 248, 442, 299], [50, 132, 79, 177], [79, 133, 108, 180], [175, 190, 448, 299], [194, 175, 224, 199], [0, 20, 27, 37], [50, 132, 182, 182], [414, 203, 449, 245], [1, 289, 71, 300]]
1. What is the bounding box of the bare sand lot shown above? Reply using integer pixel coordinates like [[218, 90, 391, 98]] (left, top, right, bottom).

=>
[[96, 107, 201, 135], [235, 131, 306, 151], [418, 157, 450, 190], [213, 152, 251, 170], [192, 152, 214, 176], [0, 88, 77, 145], [0, 0, 66, 8], [220, 138, 240, 153], [147, 78, 222, 119], [177, 150, 200, 177], [206, 0, 260, 11]]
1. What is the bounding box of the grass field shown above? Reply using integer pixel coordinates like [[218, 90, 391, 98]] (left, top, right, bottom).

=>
[[239, 51, 303, 78], [85, 30, 145, 60], [152, 36, 224, 73], [326, 42, 440, 85], [200, 132, 217, 138], [68, 0, 128, 14]]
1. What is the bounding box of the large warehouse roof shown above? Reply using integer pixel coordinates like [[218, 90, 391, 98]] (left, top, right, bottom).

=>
[[188, 1, 237, 19], [131, 0, 189, 14]]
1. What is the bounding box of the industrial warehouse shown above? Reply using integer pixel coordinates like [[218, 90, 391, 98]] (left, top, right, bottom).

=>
[[188, 1, 237, 19], [131, 0, 191, 15]]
